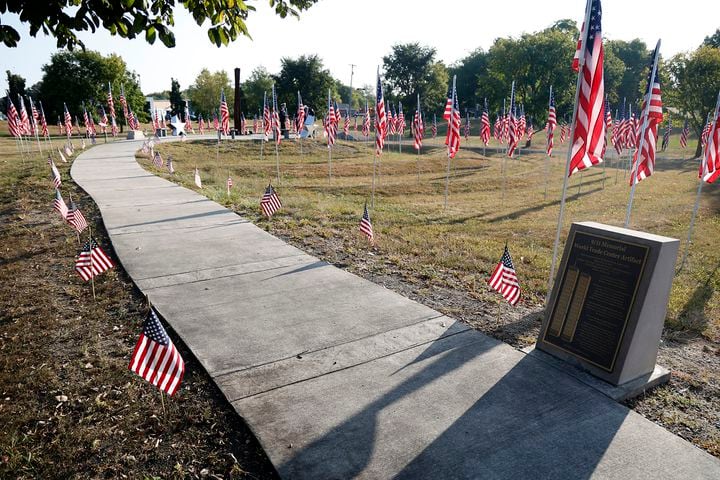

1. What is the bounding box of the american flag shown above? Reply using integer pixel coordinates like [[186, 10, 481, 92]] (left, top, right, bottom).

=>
[[661, 115, 671, 151], [219, 90, 230, 135], [66, 200, 88, 233], [57, 116, 64, 136], [127, 110, 137, 131], [240, 113, 246, 135], [560, 123, 568, 144], [445, 76, 461, 159], [194, 168, 202, 188], [107, 83, 116, 119], [166, 155, 175, 174], [63, 103, 73, 137], [630, 43, 663, 185], [353, 115, 358, 132], [547, 88, 557, 156], [507, 82, 518, 157], [49, 158, 61, 188], [83, 106, 91, 135], [518, 105, 527, 140], [153, 109, 160, 130], [153, 151, 164, 168], [493, 113, 502, 141], [57, 147, 67, 163], [263, 92, 271, 140], [6, 98, 22, 138], [431, 114, 437, 138], [75, 238, 114, 282], [700, 101, 720, 183], [397, 103, 405, 136], [53, 189, 68, 219], [18, 95, 30, 135], [343, 109, 350, 136], [325, 93, 337, 147], [362, 101, 371, 137], [375, 72, 387, 156], [198, 114, 205, 134], [605, 97, 612, 130], [260, 184, 282, 217], [129, 308, 185, 396], [296, 92, 305, 135], [442, 82, 453, 120], [119, 84, 129, 119], [359, 203, 374, 243], [413, 94, 424, 150], [481, 99, 491, 146], [569, 0, 605, 176], [39, 101, 49, 138], [271, 85, 281, 144], [227, 176, 233, 192], [333, 101, 341, 128], [626, 106, 637, 149], [680, 119, 690, 148], [184, 101, 193, 133], [526, 121, 535, 141], [29, 97, 39, 135], [488, 244, 520, 306], [99, 106, 109, 132], [111, 117, 118, 137], [701, 115, 711, 146], [211, 112, 218, 132], [252, 115, 258, 134]]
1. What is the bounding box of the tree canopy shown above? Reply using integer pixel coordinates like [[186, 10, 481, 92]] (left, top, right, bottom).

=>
[[34, 50, 146, 124], [241, 67, 275, 118], [186, 69, 233, 119], [1, 70, 27, 113], [382, 43, 448, 114], [169, 78, 184, 117], [0, 0, 319, 50], [274, 55, 338, 117]]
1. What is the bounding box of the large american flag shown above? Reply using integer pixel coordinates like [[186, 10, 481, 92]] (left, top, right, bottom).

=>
[[413, 95, 424, 150], [129, 308, 185, 396], [66, 200, 88, 233], [700, 100, 720, 183], [39, 101, 49, 138], [220, 90, 230, 135], [630, 43, 663, 185], [6, 98, 22, 138], [263, 92, 271, 140], [198, 114, 205, 134], [661, 115, 671, 151], [107, 83, 116, 119], [261, 184, 282, 217], [569, 0, 605, 176], [359, 203, 374, 243], [271, 85, 281, 144], [507, 82, 518, 157], [119, 84, 129, 119], [75, 238, 114, 282], [488, 244, 520, 306], [63, 103, 73, 138], [325, 94, 337, 147], [343, 109, 351, 137], [493, 112, 502, 141], [397, 103, 405, 136], [296, 92, 305, 135], [701, 114, 712, 146], [445, 76, 461, 159], [29, 97, 39, 135], [480, 98, 491, 146], [547, 88, 557, 156], [18, 95, 30, 135], [53, 189, 68, 219], [442, 82, 453, 121], [375, 71, 386, 156], [680, 119, 690, 148], [388, 104, 397, 136], [184, 101, 193, 133]]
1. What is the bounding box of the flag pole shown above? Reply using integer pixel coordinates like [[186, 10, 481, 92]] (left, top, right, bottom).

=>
[[547, 0, 593, 303], [678, 90, 720, 272], [625, 40, 661, 228]]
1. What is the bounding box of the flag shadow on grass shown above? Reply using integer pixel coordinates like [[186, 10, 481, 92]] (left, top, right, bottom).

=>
[[675, 262, 719, 336], [485, 186, 603, 224], [279, 324, 627, 480], [111, 208, 235, 230]]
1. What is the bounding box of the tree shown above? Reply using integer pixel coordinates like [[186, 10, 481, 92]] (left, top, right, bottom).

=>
[[186, 69, 234, 119], [703, 29, 720, 48], [1, 1, 319, 50], [241, 67, 275, 118], [605, 39, 649, 105], [667, 46, 720, 157], [449, 49, 487, 112], [35, 50, 146, 126], [169, 78, 184, 117], [274, 56, 338, 117], [382, 43, 448, 114], [1, 70, 27, 113]]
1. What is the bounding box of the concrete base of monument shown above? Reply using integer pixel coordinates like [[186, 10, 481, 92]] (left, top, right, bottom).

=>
[[523, 344, 670, 401], [126, 130, 145, 140]]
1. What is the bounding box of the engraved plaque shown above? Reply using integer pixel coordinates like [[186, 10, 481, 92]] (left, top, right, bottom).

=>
[[542, 231, 649, 372]]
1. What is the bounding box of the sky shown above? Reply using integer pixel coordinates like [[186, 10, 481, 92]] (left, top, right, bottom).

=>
[[1, 0, 719, 95]]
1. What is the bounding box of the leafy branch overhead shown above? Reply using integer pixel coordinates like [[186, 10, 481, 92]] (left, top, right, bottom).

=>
[[0, 0, 318, 49]]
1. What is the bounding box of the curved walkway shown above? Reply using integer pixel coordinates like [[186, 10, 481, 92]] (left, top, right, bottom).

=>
[[72, 138, 720, 479]]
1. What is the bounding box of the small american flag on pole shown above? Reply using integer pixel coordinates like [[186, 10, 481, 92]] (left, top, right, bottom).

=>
[[263, 93, 271, 140], [49, 158, 61, 188], [700, 99, 720, 183], [630, 42, 663, 185], [375, 70, 387, 155], [362, 101, 371, 138], [75, 238, 114, 282], [194, 168, 202, 188], [445, 76, 461, 159], [547, 87, 557, 156], [296, 92, 306, 135], [260, 184, 282, 217], [66, 200, 88, 233], [226, 176, 233, 192], [220, 90, 230, 135], [488, 244, 520, 306], [480, 99, 491, 146], [129, 307, 185, 396], [680, 119, 690, 148], [63, 103, 73, 138], [359, 203, 374, 243], [107, 83, 116, 119], [661, 115, 671, 151], [53, 189, 69, 219], [153, 151, 164, 168]]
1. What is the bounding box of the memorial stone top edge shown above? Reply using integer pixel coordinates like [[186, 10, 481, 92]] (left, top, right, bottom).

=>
[[575, 221, 678, 244]]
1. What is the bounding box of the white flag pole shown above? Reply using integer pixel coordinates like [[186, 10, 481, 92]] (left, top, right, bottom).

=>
[[546, 0, 593, 303], [625, 39, 661, 228]]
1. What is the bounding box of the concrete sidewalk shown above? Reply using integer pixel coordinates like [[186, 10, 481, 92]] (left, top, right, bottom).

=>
[[72, 138, 720, 479]]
